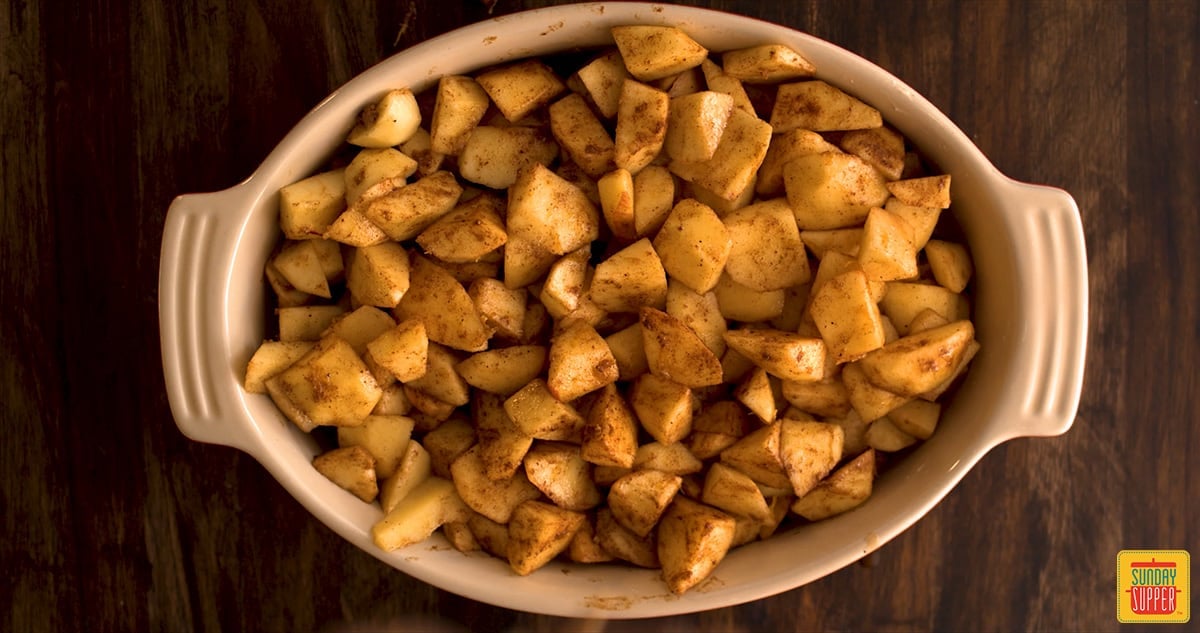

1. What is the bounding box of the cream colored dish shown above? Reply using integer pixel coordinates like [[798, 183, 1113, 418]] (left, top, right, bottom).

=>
[[158, 2, 1087, 618]]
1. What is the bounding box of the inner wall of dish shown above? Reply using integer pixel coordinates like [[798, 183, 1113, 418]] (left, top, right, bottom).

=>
[[225, 6, 1017, 585]]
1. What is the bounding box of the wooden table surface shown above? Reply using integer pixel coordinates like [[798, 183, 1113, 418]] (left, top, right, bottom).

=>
[[3, 1, 1196, 631]]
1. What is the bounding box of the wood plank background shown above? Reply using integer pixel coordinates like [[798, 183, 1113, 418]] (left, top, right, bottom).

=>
[[2, 1, 1196, 631]]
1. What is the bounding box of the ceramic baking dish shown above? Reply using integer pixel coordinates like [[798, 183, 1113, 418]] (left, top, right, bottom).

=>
[[159, 2, 1088, 618]]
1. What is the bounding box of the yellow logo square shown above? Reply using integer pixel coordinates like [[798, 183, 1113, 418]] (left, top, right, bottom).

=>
[[1117, 550, 1190, 623]]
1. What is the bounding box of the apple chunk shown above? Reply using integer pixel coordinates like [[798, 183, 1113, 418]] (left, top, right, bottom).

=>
[[336, 414, 415, 479], [721, 44, 816, 83], [590, 239, 668, 313], [547, 321, 619, 402], [507, 500, 586, 576], [665, 91, 733, 163], [507, 163, 600, 256], [723, 329, 827, 383], [653, 199, 731, 295], [313, 446, 378, 503], [348, 88, 422, 148], [657, 496, 736, 595], [394, 255, 492, 352], [429, 75, 490, 155], [640, 307, 724, 388], [266, 335, 382, 430], [856, 321, 975, 397], [475, 59, 564, 123], [611, 25, 708, 82], [770, 80, 882, 132], [809, 269, 886, 363], [791, 449, 876, 520], [778, 418, 844, 498], [614, 79, 669, 174], [371, 476, 469, 551]]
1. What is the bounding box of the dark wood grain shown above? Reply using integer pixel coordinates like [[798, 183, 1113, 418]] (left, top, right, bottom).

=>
[[2, 1, 1196, 631]]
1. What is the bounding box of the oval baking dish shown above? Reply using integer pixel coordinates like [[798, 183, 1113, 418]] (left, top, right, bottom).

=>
[[159, 2, 1087, 619]]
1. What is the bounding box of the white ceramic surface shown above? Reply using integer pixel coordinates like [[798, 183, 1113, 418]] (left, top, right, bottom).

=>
[[158, 2, 1088, 619]]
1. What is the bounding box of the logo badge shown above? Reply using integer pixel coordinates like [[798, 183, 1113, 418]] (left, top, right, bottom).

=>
[[1117, 550, 1190, 623]]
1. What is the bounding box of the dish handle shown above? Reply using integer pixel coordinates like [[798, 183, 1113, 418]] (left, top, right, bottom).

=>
[[997, 179, 1089, 438], [158, 185, 259, 451]]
